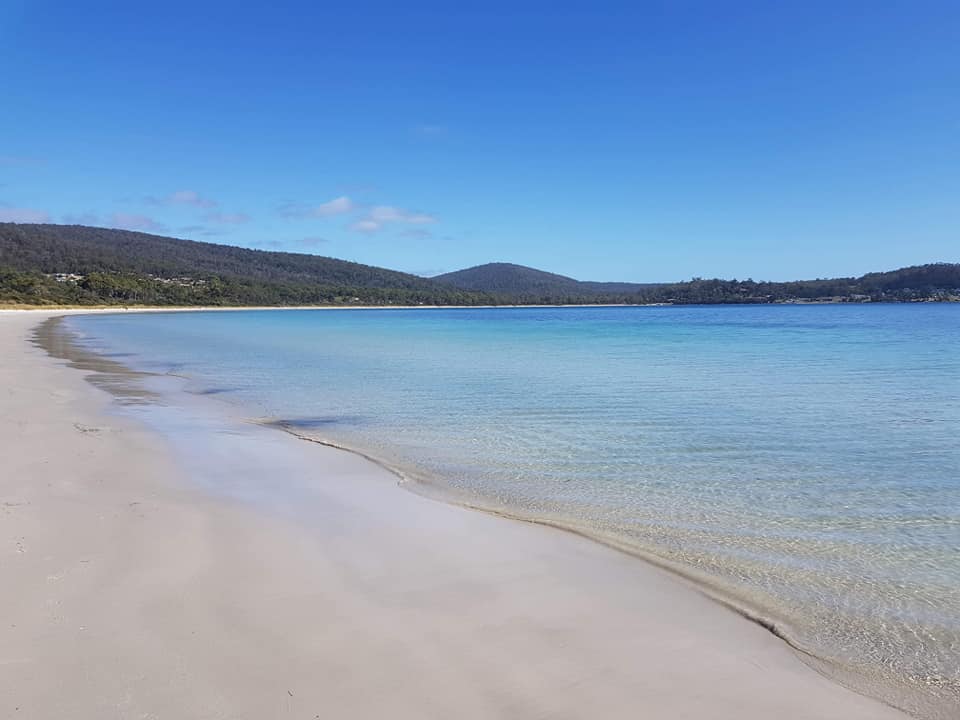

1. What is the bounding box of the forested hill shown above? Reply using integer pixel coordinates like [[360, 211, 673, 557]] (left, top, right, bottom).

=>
[[437, 261, 960, 304], [433, 262, 661, 296], [0, 223, 493, 306], [2, 223, 438, 289], [1, 223, 958, 306], [433, 263, 591, 295]]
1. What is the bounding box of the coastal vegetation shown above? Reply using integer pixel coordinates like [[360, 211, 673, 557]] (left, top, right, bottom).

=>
[[1, 223, 958, 307], [436, 261, 960, 304]]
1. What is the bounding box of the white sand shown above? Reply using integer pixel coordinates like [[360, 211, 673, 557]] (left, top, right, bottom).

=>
[[0, 310, 908, 719]]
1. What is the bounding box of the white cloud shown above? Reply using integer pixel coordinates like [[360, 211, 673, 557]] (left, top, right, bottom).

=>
[[279, 196, 355, 219], [348, 205, 437, 233], [300, 236, 328, 247], [349, 219, 382, 233], [0, 207, 50, 223], [368, 205, 436, 224], [315, 196, 354, 216], [280, 194, 437, 234], [146, 190, 218, 208]]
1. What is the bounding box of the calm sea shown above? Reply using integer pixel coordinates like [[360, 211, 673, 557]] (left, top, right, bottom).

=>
[[62, 304, 959, 718]]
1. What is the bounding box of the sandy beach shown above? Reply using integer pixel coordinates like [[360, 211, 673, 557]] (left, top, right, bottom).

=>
[[0, 310, 909, 719]]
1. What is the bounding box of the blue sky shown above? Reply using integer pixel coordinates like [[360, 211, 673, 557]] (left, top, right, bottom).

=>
[[1, 1, 957, 281]]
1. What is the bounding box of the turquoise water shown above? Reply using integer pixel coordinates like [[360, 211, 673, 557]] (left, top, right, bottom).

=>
[[63, 305, 959, 717]]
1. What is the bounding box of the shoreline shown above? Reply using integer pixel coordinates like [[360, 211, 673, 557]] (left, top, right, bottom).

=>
[[1, 309, 916, 719], [4, 299, 954, 314], [1, 303, 651, 312], [234, 404, 957, 720]]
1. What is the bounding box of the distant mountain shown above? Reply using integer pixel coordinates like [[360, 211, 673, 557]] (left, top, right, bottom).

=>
[[1, 223, 957, 307], [434, 263, 585, 295], [433, 262, 660, 298]]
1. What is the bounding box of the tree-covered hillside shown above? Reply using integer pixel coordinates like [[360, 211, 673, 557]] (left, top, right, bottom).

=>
[[434, 262, 661, 297], [640, 265, 960, 304], [2, 223, 440, 289], [0, 223, 494, 306], [437, 262, 960, 304], [433, 263, 589, 296], [1, 223, 957, 306]]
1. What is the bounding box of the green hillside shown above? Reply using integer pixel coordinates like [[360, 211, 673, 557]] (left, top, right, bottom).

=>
[[433, 262, 661, 297], [0, 223, 491, 306], [433, 263, 588, 296], [437, 262, 960, 304], [1, 223, 957, 306]]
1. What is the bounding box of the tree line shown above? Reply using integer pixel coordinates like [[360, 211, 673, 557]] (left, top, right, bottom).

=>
[[1, 223, 958, 306]]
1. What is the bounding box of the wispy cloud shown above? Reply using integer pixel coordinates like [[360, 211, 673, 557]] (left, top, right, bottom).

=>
[[299, 236, 328, 247], [370, 206, 435, 224], [109, 212, 166, 232], [348, 219, 382, 233], [203, 211, 250, 224], [349, 205, 437, 233], [316, 196, 354, 216], [0, 207, 50, 223], [280, 194, 438, 235], [145, 190, 218, 209], [279, 195, 355, 219]]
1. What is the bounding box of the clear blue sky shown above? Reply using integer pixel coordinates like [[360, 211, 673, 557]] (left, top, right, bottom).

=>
[[1, 1, 957, 281]]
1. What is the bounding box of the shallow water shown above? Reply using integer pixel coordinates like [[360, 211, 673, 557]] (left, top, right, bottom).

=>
[[62, 305, 960, 718]]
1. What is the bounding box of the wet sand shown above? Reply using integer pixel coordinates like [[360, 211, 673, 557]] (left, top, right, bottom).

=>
[[0, 310, 909, 719]]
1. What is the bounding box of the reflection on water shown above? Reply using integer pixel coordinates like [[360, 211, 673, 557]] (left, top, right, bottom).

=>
[[34, 318, 160, 405]]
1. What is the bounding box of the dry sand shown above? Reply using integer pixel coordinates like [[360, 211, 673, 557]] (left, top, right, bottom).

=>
[[0, 310, 909, 719]]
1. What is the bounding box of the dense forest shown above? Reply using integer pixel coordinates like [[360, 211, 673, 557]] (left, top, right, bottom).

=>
[[1, 223, 958, 307], [433, 262, 662, 297], [0, 223, 497, 306], [435, 261, 960, 303]]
